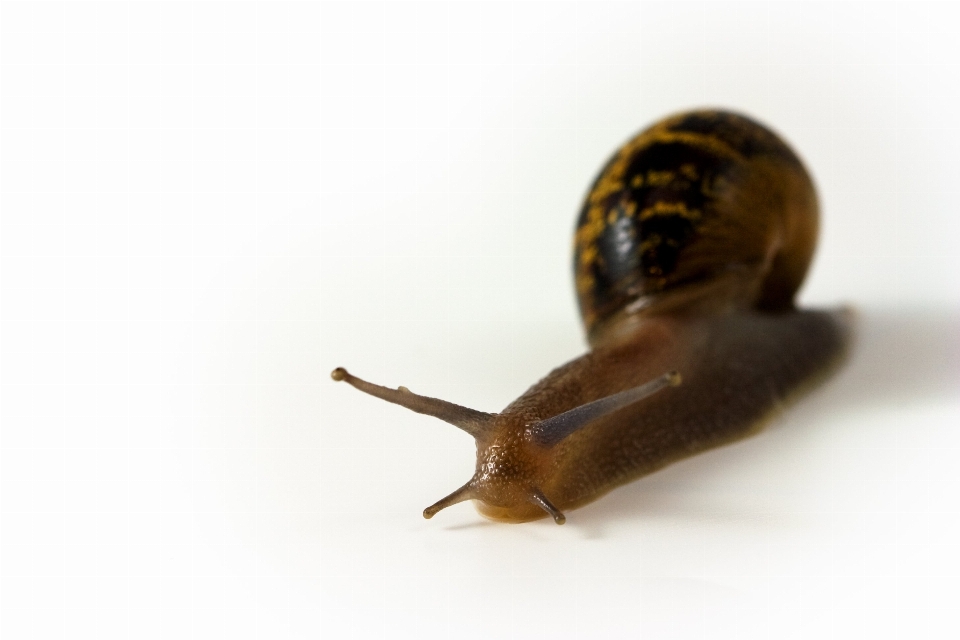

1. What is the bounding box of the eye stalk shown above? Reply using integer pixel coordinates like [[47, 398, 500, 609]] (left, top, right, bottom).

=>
[[528, 371, 681, 447], [330, 367, 494, 439]]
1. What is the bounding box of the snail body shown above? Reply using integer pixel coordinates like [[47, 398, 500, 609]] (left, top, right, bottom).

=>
[[333, 110, 851, 524]]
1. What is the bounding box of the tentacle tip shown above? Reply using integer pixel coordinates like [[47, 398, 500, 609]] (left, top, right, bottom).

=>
[[331, 367, 348, 382], [553, 513, 566, 525], [422, 506, 439, 520], [667, 370, 682, 386]]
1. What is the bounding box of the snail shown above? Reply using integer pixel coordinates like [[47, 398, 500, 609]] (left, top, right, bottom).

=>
[[331, 110, 851, 525]]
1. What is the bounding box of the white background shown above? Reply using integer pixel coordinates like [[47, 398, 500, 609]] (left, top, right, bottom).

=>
[[2, 2, 959, 639]]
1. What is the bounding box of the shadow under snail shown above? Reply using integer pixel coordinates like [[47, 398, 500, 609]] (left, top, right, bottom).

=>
[[332, 109, 852, 525]]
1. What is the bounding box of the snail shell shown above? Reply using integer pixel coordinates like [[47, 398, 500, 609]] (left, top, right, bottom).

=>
[[575, 110, 819, 345]]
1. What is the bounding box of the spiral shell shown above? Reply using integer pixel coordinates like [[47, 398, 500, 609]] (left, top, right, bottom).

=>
[[574, 110, 818, 344]]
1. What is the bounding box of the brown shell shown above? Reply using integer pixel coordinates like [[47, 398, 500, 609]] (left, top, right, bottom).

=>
[[574, 110, 818, 345]]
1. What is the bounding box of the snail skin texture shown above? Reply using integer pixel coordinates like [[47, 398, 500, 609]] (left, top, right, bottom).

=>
[[332, 109, 851, 525]]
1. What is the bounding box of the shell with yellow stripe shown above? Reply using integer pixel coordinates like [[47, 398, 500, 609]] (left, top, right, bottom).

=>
[[574, 110, 819, 346]]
